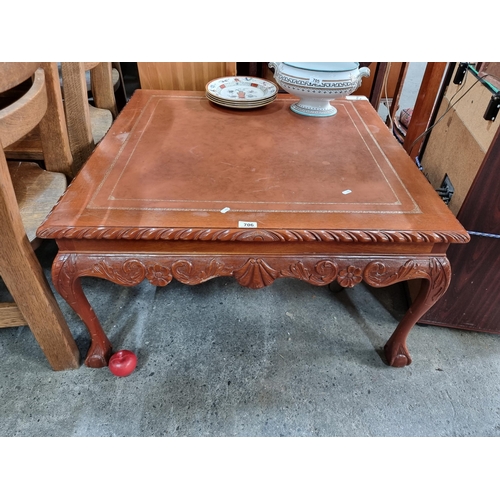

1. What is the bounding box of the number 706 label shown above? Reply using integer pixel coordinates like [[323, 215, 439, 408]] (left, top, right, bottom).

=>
[[238, 221, 258, 228]]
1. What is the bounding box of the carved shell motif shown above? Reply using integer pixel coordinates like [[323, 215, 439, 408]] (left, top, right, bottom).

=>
[[233, 259, 281, 289]]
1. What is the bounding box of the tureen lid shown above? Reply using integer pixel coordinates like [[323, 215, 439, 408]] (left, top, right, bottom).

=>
[[283, 62, 359, 72]]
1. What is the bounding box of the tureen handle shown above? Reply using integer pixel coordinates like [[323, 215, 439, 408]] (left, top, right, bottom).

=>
[[268, 62, 280, 73], [359, 66, 371, 78]]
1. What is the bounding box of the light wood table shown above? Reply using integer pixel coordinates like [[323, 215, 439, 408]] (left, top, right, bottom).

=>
[[38, 90, 470, 368]]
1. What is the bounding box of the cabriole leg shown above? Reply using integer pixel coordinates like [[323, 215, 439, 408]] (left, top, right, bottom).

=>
[[52, 253, 112, 368]]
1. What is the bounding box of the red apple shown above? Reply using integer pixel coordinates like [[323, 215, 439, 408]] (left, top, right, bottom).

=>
[[108, 350, 137, 377]]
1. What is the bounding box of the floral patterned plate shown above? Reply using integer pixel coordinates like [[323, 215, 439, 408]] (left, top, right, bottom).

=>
[[206, 92, 276, 108], [206, 94, 277, 109], [206, 76, 278, 102]]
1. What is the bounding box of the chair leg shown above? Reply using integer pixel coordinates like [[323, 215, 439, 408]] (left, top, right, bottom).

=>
[[0, 236, 80, 370]]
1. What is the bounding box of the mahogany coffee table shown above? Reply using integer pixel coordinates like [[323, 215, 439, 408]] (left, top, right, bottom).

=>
[[38, 90, 469, 368]]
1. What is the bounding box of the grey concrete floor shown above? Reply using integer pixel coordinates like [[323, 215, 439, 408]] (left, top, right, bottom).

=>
[[1, 239, 500, 437]]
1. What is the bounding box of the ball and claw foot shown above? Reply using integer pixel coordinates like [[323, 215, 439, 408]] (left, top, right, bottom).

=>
[[384, 341, 412, 367], [84, 340, 112, 368]]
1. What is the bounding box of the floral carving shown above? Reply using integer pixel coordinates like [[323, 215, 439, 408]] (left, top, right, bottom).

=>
[[146, 264, 172, 286], [363, 258, 451, 300], [171, 259, 226, 285], [314, 261, 338, 284], [337, 266, 363, 288], [90, 259, 146, 286], [283, 260, 338, 285]]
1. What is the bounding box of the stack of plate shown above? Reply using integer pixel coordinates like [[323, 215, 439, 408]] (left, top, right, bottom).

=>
[[206, 76, 278, 109]]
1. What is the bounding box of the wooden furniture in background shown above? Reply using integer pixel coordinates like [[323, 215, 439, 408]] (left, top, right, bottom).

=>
[[419, 127, 500, 334], [385, 63, 410, 125], [353, 62, 406, 103], [367, 62, 390, 110], [0, 62, 79, 370], [60, 62, 117, 174], [37, 90, 469, 369], [403, 62, 448, 162], [420, 64, 499, 216], [4, 62, 120, 177], [64, 62, 126, 115], [3, 62, 73, 177], [137, 62, 237, 90], [410, 64, 500, 334], [111, 62, 128, 111], [85, 62, 118, 118]]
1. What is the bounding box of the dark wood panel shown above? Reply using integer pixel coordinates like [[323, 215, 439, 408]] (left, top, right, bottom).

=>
[[418, 126, 500, 333], [421, 235, 500, 334], [456, 126, 500, 234]]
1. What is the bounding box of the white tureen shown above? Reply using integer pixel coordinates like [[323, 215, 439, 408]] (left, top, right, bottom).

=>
[[268, 62, 370, 117]]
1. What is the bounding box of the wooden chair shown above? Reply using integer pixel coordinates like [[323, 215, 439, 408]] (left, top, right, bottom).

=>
[[0, 62, 80, 370], [3, 62, 73, 177], [4, 62, 120, 176], [60, 62, 117, 174]]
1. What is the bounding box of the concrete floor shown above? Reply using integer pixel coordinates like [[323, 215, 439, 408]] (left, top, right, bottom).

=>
[[1, 239, 500, 437], [2, 63, 500, 438]]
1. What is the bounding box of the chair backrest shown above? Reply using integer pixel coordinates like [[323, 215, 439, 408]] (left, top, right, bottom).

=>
[[137, 62, 237, 90], [3, 62, 121, 178], [2, 62, 74, 178], [60, 62, 117, 174], [0, 63, 47, 150]]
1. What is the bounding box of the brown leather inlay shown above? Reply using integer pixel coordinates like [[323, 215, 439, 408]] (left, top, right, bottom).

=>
[[89, 95, 419, 214]]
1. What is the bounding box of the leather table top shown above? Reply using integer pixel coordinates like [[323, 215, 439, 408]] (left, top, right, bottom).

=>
[[38, 90, 468, 244]]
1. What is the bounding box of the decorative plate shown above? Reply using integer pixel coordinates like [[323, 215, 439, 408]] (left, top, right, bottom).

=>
[[206, 76, 278, 102], [206, 93, 276, 106], [206, 94, 276, 109]]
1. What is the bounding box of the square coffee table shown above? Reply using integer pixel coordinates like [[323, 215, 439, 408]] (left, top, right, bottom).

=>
[[38, 90, 469, 368]]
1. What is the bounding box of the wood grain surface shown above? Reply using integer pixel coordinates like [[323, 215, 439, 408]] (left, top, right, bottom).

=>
[[137, 62, 237, 91]]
